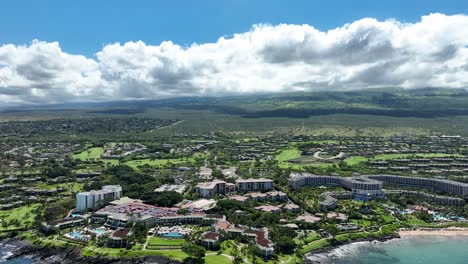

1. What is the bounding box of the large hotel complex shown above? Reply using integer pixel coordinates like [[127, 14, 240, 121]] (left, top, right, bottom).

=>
[[289, 173, 468, 205], [288, 173, 383, 200], [76, 185, 123, 212], [196, 178, 274, 198]]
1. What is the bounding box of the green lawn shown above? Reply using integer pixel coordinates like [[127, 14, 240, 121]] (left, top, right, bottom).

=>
[[300, 238, 330, 254], [73, 147, 104, 161], [125, 158, 195, 169], [344, 156, 368, 166], [0, 204, 41, 230], [147, 236, 185, 246], [206, 255, 232, 264], [276, 148, 302, 162], [84, 246, 188, 261]]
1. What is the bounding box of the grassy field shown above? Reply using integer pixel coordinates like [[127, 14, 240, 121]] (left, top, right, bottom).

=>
[[0, 204, 41, 230], [300, 238, 330, 254], [83, 246, 188, 261], [147, 236, 185, 246], [276, 148, 302, 162], [344, 156, 368, 166], [276, 147, 313, 169], [205, 255, 232, 264], [73, 147, 104, 160], [125, 157, 195, 169]]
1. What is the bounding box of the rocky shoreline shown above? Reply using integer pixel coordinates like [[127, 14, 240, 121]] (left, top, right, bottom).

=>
[[1, 239, 180, 264], [303, 233, 400, 264]]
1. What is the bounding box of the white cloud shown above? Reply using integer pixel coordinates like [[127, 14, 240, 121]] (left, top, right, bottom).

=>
[[1, 13, 468, 105]]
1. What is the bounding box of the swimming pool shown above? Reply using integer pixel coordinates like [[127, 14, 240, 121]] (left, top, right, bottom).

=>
[[93, 229, 106, 234], [69, 232, 83, 238], [160, 232, 184, 238]]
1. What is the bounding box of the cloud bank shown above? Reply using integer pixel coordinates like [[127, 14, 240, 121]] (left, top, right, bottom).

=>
[[1, 13, 468, 105]]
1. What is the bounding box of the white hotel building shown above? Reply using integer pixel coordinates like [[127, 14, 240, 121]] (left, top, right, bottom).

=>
[[76, 185, 122, 212]]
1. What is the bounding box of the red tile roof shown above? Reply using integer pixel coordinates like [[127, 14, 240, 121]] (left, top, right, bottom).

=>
[[203, 231, 219, 241], [245, 229, 271, 247], [111, 228, 131, 238]]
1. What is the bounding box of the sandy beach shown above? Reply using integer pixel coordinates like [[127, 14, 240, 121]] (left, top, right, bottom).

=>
[[399, 227, 468, 237]]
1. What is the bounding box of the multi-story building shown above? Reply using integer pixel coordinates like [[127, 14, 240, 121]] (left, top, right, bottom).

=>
[[94, 201, 223, 228], [196, 180, 229, 198], [288, 173, 383, 200], [235, 178, 274, 193], [367, 174, 468, 198], [76, 185, 122, 212], [384, 190, 465, 206]]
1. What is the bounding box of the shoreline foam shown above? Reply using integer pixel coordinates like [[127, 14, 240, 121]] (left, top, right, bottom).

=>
[[305, 228, 468, 263]]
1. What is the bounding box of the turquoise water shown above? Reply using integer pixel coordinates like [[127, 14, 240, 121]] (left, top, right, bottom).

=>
[[160, 232, 183, 238], [93, 229, 106, 234], [308, 236, 468, 264], [69, 232, 82, 238]]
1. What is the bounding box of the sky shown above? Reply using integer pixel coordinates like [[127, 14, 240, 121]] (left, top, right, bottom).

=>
[[1, 0, 468, 105]]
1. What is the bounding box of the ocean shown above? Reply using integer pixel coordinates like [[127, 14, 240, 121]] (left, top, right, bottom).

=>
[[306, 236, 468, 264], [0, 244, 31, 264]]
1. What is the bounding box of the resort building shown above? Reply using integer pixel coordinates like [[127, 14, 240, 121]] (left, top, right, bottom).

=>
[[318, 193, 338, 211], [384, 190, 465, 206], [180, 199, 217, 211], [94, 201, 223, 228], [108, 228, 132, 248], [196, 180, 232, 198], [255, 205, 281, 214], [288, 173, 383, 200], [76, 185, 122, 212], [201, 220, 274, 259], [235, 178, 274, 192], [51, 217, 85, 229], [367, 174, 468, 198], [283, 203, 300, 213], [199, 231, 220, 250], [154, 184, 187, 194], [266, 191, 288, 202]]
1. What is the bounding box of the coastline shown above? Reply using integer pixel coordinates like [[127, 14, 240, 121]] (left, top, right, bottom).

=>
[[398, 227, 468, 237], [303, 233, 399, 264], [0, 238, 181, 264], [304, 227, 468, 264]]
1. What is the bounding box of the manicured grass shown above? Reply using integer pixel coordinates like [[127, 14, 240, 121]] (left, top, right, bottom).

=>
[[73, 147, 104, 161], [142, 249, 188, 261], [0, 203, 41, 230], [125, 158, 195, 168], [84, 246, 188, 261], [344, 156, 368, 166], [147, 236, 185, 246], [205, 255, 232, 264], [124, 152, 205, 169], [276, 148, 302, 162], [373, 153, 462, 160], [300, 238, 330, 254]]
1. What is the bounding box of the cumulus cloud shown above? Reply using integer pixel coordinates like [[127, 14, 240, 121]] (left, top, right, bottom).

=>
[[1, 13, 468, 105]]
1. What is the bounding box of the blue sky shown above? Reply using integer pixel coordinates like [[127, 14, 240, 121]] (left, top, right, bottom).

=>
[[1, 1, 468, 105], [1, 0, 467, 56]]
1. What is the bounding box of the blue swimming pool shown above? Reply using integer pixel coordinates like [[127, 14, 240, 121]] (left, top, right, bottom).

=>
[[70, 232, 82, 238], [160, 232, 184, 238], [93, 229, 106, 234]]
